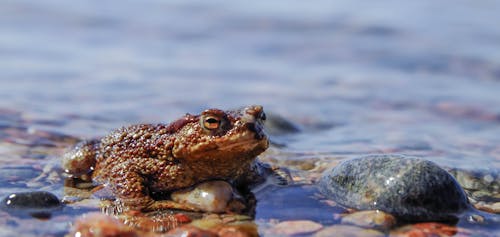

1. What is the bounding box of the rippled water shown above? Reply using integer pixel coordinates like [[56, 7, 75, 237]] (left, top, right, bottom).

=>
[[1, 0, 500, 236]]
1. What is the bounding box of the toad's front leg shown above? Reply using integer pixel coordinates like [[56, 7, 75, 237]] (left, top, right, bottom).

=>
[[105, 162, 156, 211], [102, 159, 221, 213]]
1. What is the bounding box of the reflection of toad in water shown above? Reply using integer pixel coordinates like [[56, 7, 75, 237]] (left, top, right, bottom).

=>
[[62, 105, 287, 213]]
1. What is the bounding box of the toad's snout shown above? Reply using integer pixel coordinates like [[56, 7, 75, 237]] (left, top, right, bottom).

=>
[[243, 105, 267, 140], [242, 105, 265, 123]]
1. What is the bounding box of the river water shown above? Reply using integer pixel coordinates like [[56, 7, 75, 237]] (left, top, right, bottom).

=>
[[1, 0, 500, 236]]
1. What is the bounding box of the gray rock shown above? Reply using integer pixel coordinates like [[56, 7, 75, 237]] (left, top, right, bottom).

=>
[[319, 155, 469, 221], [1, 191, 62, 218]]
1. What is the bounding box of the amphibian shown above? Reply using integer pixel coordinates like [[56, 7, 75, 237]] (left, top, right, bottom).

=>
[[63, 105, 275, 211]]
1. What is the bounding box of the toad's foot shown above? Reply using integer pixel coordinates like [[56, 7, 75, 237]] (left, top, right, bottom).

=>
[[145, 198, 248, 214], [145, 200, 204, 212]]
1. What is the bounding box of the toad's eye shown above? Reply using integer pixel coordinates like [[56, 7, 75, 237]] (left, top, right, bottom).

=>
[[202, 116, 221, 130]]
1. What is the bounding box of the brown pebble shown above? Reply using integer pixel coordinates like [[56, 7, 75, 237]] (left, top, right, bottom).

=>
[[167, 225, 217, 237], [341, 210, 396, 231], [221, 214, 252, 224], [269, 220, 323, 236], [314, 224, 384, 237], [68, 212, 138, 237], [174, 213, 192, 223], [121, 212, 184, 232], [390, 222, 458, 237], [490, 202, 500, 213], [189, 216, 223, 230], [216, 223, 259, 237], [474, 202, 500, 214]]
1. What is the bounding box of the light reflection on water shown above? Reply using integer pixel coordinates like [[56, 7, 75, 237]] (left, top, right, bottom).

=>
[[1, 0, 500, 235]]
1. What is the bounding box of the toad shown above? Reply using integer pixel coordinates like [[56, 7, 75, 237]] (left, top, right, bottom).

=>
[[63, 105, 281, 212]]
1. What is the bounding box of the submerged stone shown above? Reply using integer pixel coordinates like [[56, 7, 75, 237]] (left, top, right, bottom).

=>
[[319, 155, 469, 221], [341, 210, 396, 231], [1, 191, 62, 218], [314, 224, 385, 237], [171, 181, 235, 213]]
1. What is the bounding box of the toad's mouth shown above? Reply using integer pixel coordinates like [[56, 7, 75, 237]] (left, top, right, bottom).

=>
[[214, 134, 269, 152], [180, 129, 269, 159]]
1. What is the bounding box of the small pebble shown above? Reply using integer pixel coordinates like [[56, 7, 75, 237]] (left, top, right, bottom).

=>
[[1, 191, 62, 218], [269, 220, 323, 236], [314, 224, 384, 237], [189, 216, 224, 230], [490, 202, 500, 213], [167, 225, 217, 237], [117, 210, 188, 232], [2, 191, 60, 208], [215, 222, 259, 237], [171, 181, 234, 213], [390, 222, 458, 237], [473, 201, 500, 214], [68, 212, 138, 237], [264, 113, 301, 136], [341, 210, 396, 231], [467, 214, 485, 224], [483, 174, 494, 183], [471, 190, 492, 200], [221, 214, 252, 223]]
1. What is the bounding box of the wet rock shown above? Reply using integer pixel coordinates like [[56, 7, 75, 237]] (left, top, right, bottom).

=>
[[1, 191, 62, 218], [171, 181, 235, 213], [167, 225, 217, 237], [449, 168, 500, 194], [319, 155, 469, 221], [264, 113, 301, 136], [268, 220, 323, 236], [214, 222, 259, 237], [390, 222, 458, 237], [184, 213, 257, 236], [189, 215, 224, 230], [340, 210, 396, 231], [2, 191, 61, 209], [314, 224, 384, 237], [473, 201, 500, 214], [68, 212, 139, 237], [116, 210, 191, 232], [485, 202, 500, 213]]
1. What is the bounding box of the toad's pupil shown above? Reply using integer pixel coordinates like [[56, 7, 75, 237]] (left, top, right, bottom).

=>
[[204, 117, 220, 129]]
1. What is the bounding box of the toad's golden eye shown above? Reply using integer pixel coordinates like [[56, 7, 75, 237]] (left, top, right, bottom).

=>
[[202, 116, 221, 130]]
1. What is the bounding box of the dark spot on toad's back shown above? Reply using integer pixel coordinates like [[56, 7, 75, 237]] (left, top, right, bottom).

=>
[[319, 154, 469, 222]]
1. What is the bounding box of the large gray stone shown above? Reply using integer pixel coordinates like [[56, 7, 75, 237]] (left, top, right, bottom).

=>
[[319, 155, 469, 221]]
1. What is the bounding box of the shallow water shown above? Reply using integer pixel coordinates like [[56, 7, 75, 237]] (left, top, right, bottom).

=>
[[1, 0, 500, 236]]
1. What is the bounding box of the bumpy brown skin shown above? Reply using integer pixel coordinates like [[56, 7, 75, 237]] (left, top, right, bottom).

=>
[[63, 105, 270, 210]]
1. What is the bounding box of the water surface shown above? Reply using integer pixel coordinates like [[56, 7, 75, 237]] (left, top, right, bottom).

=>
[[1, 0, 500, 236]]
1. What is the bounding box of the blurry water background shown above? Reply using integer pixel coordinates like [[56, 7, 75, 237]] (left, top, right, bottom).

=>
[[1, 0, 500, 235]]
